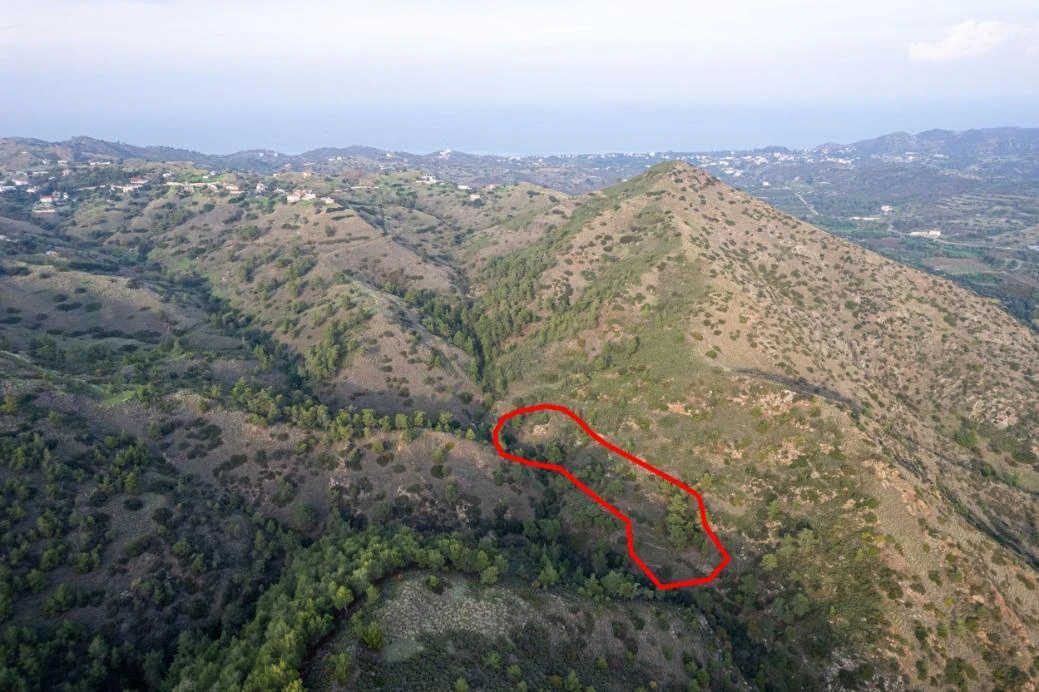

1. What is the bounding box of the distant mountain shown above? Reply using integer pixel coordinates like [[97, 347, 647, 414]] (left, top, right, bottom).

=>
[[5, 125, 1039, 176], [826, 126, 1039, 158], [297, 145, 391, 161], [0, 135, 240, 170], [0, 135, 311, 173]]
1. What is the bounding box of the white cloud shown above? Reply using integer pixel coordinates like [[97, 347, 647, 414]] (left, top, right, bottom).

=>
[[908, 19, 1035, 62]]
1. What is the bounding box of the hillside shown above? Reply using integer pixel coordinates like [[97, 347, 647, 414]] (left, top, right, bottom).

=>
[[6, 130, 1036, 332], [0, 160, 1036, 690], [465, 162, 1039, 687]]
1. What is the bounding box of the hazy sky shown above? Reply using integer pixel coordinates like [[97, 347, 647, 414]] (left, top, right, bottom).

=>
[[2, 0, 1038, 153]]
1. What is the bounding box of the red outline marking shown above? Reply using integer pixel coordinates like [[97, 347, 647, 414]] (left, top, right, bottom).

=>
[[493, 403, 730, 589]]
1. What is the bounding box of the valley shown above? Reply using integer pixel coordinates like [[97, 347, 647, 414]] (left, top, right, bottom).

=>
[[0, 146, 1037, 690]]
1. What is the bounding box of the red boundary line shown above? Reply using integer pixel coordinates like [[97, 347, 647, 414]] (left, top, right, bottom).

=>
[[492, 403, 731, 590]]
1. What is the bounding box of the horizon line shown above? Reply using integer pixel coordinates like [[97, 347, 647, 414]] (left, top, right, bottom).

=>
[[3, 123, 1038, 161]]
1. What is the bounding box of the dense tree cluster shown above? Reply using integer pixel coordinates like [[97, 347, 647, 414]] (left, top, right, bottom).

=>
[[0, 403, 298, 690], [167, 522, 511, 690]]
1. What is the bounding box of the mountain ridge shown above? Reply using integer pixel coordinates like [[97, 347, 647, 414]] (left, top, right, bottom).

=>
[[3, 125, 1039, 172], [0, 154, 1036, 689], [470, 159, 1039, 681]]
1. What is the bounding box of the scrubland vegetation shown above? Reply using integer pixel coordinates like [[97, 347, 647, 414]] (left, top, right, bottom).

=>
[[0, 160, 1036, 690]]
